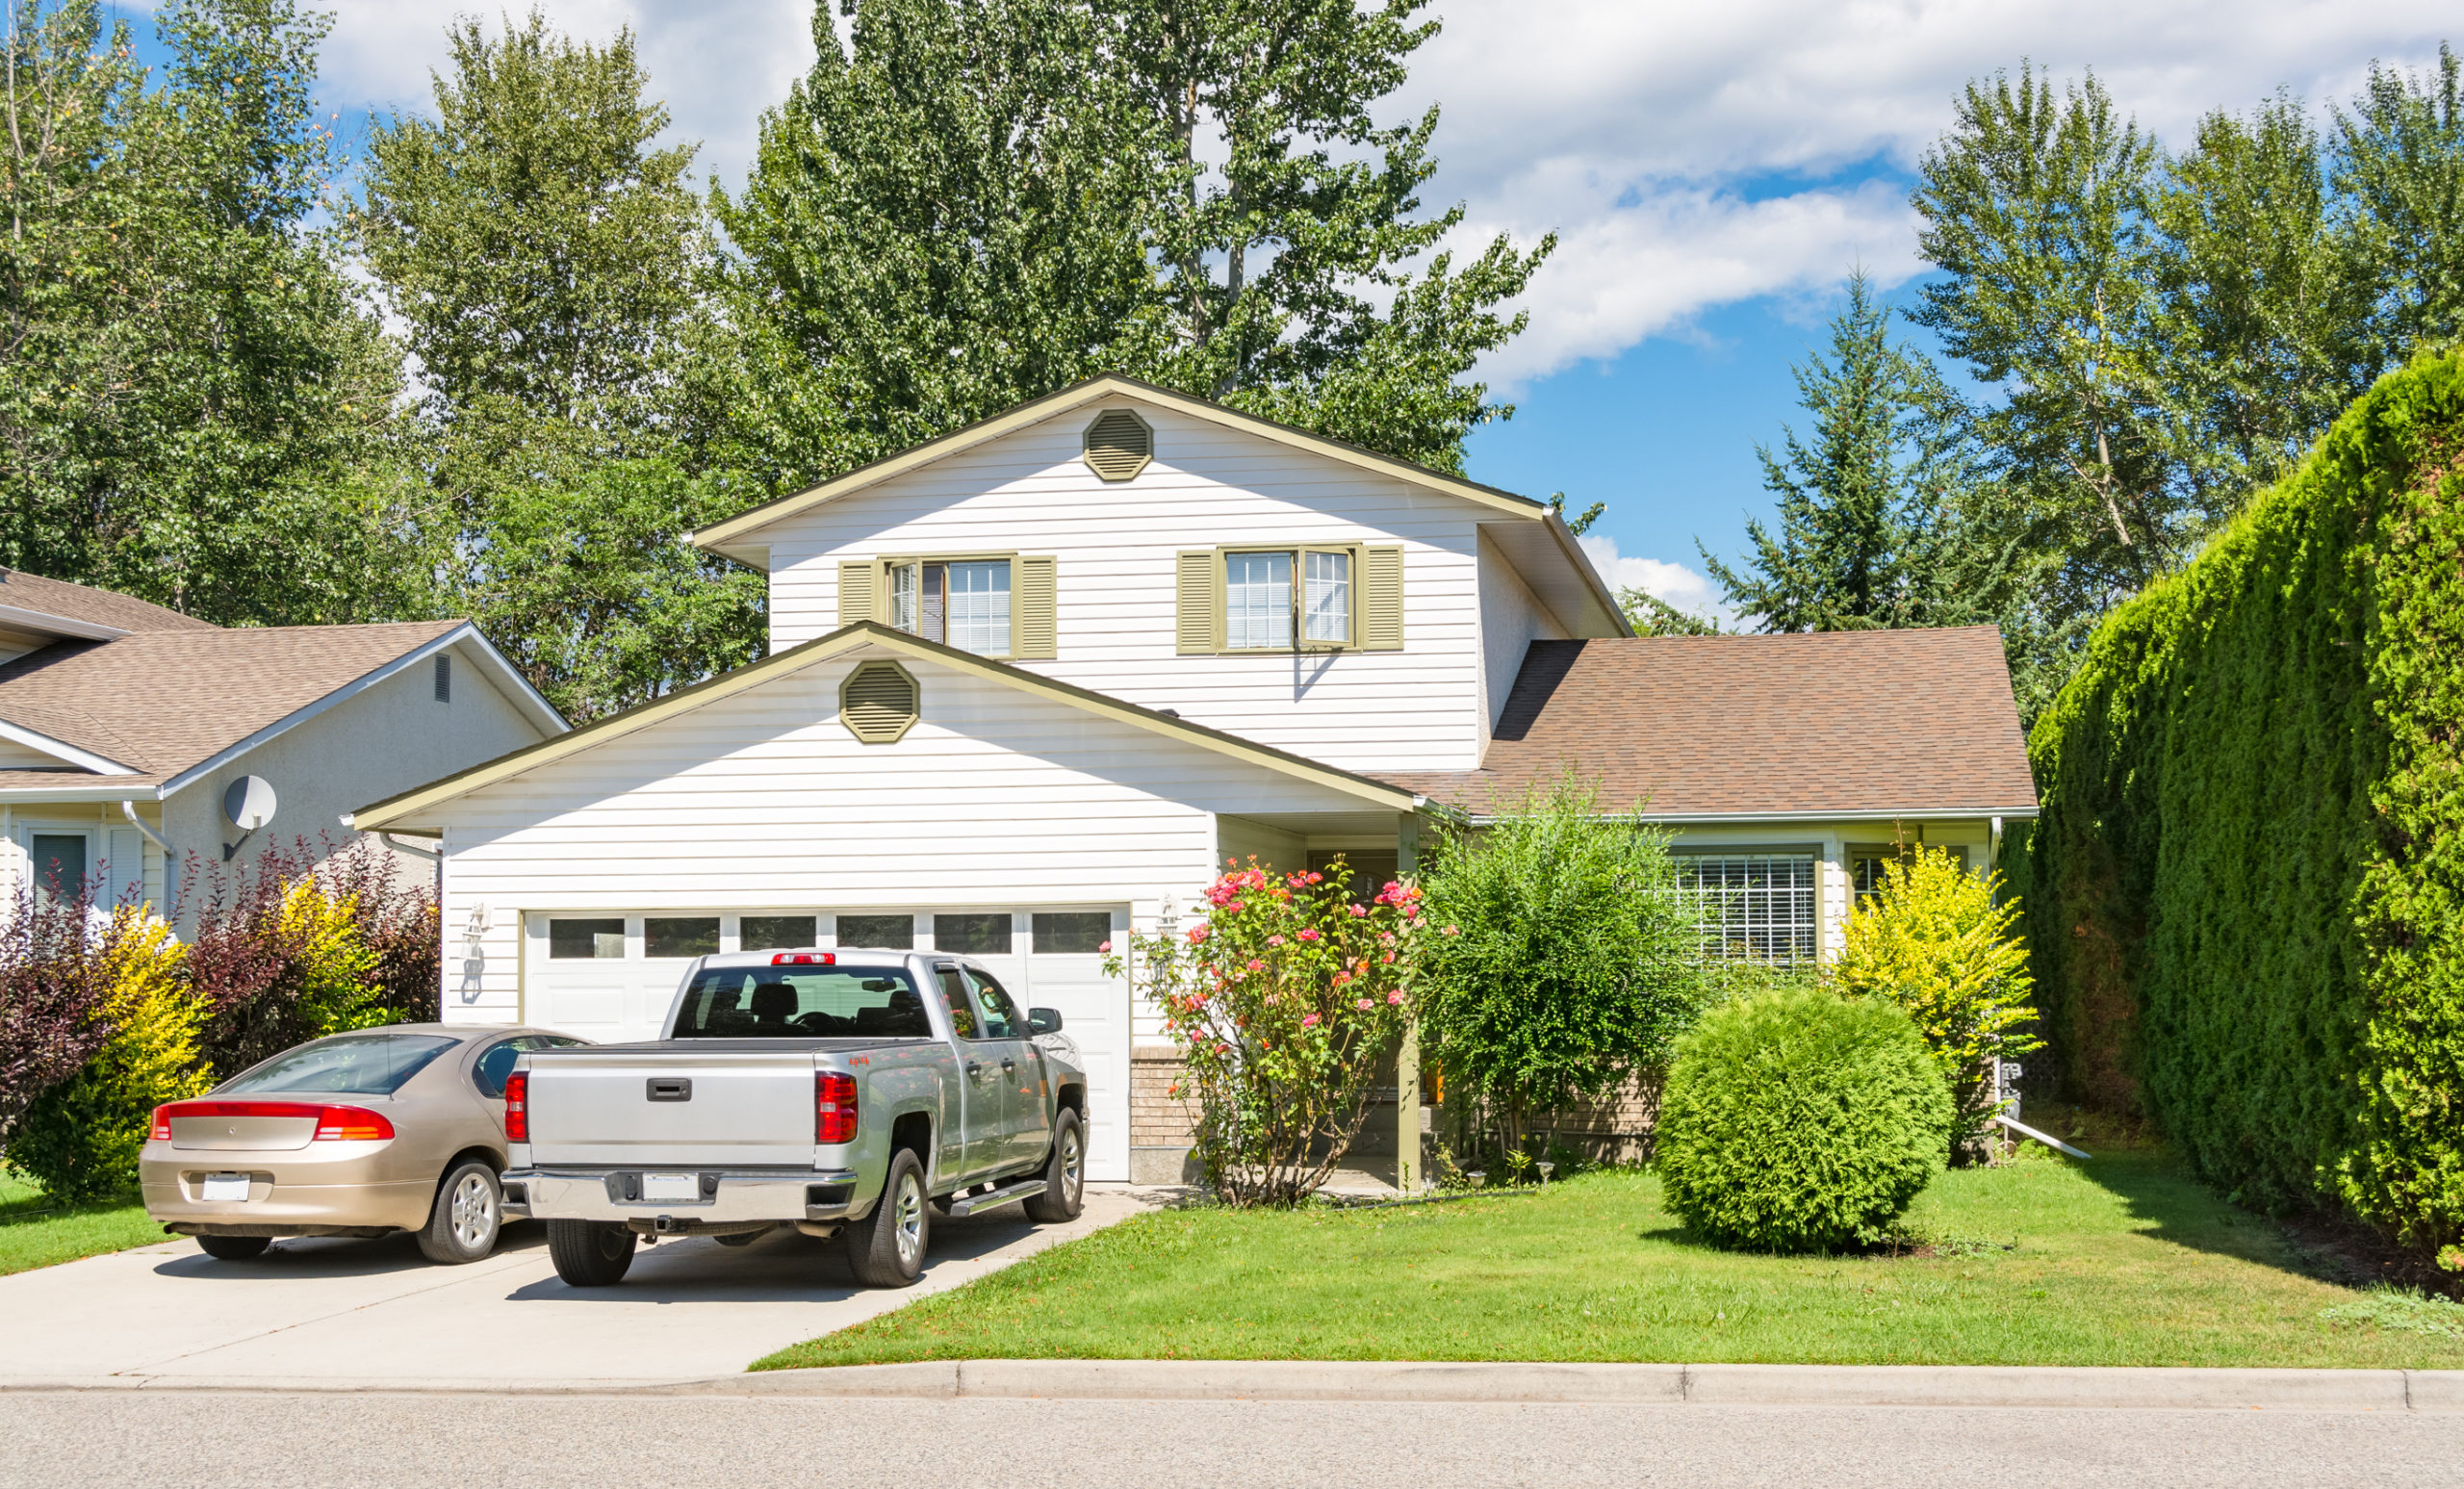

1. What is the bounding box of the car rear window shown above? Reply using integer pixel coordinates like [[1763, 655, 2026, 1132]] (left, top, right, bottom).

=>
[[671, 966, 932, 1039], [220, 1034, 460, 1095]]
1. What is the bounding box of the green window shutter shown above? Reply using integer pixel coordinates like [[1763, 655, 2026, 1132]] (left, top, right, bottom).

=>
[[1176, 551, 1219, 654], [1361, 546, 1403, 651], [838, 560, 878, 628], [1014, 555, 1057, 658]]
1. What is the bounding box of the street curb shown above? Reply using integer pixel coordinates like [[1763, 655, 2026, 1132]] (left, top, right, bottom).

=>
[[11, 1360, 2451, 1409]]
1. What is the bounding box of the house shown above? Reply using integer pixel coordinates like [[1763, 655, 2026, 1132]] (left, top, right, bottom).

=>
[[350, 376, 2039, 1186], [0, 568, 565, 931]]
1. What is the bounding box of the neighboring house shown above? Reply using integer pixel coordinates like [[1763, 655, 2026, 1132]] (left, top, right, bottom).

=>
[[352, 376, 2039, 1186], [0, 568, 566, 932]]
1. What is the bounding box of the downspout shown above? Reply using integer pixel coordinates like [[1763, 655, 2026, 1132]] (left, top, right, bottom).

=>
[[119, 800, 175, 919], [1989, 814, 2004, 876]]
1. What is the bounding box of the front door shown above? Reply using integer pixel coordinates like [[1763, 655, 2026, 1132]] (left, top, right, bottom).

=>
[[932, 964, 1003, 1184], [964, 967, 1048, 1172]]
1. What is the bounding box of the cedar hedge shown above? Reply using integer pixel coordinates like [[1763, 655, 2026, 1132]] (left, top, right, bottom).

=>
[[2010, 349, 2464, 1254]]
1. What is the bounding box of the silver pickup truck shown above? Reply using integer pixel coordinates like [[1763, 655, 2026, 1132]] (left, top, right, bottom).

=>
[[502, 946, 1088, 1288]]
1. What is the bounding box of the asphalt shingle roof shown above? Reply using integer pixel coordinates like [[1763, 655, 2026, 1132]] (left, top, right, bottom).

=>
[[0, 569, 218, 634], [1380, 628, 2039, 819], [0, 620, 464, 785]]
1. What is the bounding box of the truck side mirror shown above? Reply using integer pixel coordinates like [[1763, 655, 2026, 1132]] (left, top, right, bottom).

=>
[[1027, 1007, 1063, 1036]]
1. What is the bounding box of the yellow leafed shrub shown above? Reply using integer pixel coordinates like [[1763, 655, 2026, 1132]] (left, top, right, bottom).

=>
[[9, 908, 213, 1202], [1831, 848, 2040, 1154]]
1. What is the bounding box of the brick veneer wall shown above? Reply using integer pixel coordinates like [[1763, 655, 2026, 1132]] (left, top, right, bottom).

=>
[[1131, 1045, 1199, 1146]]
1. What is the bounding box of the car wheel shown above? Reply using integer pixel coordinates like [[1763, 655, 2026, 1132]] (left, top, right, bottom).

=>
[[417, 1160, 503, 1265], [547, 1219, 637, 1287], [196, 1235, 271, 1261], [845, 1147, 929, 1288], [1022, 1108, 1085, 1223]]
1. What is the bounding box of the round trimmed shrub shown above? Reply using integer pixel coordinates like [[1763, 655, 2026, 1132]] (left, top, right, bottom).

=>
[[1656, 987, 1954, 1252]]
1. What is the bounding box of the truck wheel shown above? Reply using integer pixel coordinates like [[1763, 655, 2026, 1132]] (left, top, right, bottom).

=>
[[417, 1160, 501, 1264], [197, 1235, 271, 1261], [1023, 1109, 1085, 1223], [846, 1148, 929, 1288], [547, 1219, 637, 1287]]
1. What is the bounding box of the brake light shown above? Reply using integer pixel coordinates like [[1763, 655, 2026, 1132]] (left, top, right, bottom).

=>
[[773, 952, 835, 966], [816, 1071, 858, 1144], [504, 1071, 528, 1143], [147, 1101, 396, 1142]]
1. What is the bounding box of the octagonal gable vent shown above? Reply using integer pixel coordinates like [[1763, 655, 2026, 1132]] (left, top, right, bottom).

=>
[[1082, 408, 1153, 481], [840, 660, 919, 744]]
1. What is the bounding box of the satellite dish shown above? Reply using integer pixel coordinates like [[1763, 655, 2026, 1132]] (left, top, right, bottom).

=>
[[222, 775, 277, 833]]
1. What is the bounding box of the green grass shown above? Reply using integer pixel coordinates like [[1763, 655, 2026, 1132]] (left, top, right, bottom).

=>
[[0, 1168, 167, 1277], [756, 1145, 2464, 1371]]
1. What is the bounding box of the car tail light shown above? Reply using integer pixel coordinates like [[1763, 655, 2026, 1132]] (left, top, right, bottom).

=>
[[147, 1100, 396, 1142], [773, 952, 835, 966], [816, 1071, 858, 1144], [504, 1071, 528, 1143]]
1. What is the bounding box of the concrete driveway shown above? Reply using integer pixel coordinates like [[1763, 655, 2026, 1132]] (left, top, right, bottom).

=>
[[0, 1189, 1153, 1390]]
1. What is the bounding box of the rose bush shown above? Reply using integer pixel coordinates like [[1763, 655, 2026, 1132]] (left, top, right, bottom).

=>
[[1105, 857, 1418, 1206]]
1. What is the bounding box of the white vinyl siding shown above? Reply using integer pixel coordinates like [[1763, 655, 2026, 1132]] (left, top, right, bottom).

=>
[[759, 404, 1546, 772]]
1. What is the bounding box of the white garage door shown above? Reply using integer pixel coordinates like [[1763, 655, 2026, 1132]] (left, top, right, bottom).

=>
[[523, 907, 1132, 1182]]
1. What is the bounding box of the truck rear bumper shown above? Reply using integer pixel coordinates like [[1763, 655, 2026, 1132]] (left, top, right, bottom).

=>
[[505, 1168, 863, 1225]]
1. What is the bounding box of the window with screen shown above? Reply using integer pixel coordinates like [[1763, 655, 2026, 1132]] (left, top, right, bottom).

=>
[[934, 912, 1013, 956], [670, 965, 930, 1039], [837, 913, 913, 949], [887, 557, 1012, 656], [1850, 845, 1969, 902], [1032, 911, 1111, 954], [549, 918, 625, 959], [740, 915, 817, 952], [1675, 854, 1819, 963], [1221, 546, 1358, 651], [645, 917, 719, 958]]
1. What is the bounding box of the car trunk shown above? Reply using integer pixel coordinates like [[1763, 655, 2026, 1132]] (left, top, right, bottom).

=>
[[523, 1047, 825, 1168]]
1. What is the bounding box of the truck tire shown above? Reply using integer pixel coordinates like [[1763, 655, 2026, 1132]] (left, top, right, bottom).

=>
[[548, 1219, 637, 1287], [416, 1159, 501, 1264], [1023, 1108, 1085, 1223], [845, 1147, 929, 1288]]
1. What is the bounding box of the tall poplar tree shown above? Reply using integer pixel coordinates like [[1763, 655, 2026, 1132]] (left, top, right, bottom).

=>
[[351, 11, 761, 721], [717, 0, 1552, 487]]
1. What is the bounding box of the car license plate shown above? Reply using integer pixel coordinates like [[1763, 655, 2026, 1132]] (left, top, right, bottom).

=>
[[201, 1174, 250, 1202], [641, 1172, 699, 1203]]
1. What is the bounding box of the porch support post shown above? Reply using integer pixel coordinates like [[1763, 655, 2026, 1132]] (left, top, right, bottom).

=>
[[1395, 811, 1423, 1194]]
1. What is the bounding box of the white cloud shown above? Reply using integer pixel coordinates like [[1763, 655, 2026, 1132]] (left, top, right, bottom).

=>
[[1579, 535, 1735, 629], [306, 1, 2457, 380]]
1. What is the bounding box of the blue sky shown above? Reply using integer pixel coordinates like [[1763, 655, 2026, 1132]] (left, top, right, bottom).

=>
[[133, 1, 2459, 621]]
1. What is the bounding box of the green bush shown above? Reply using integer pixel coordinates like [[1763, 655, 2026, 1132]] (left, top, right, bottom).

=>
[[1416, 773, 1708, 1156], [1656, 988, 1954, 1252], [2009, 348, 2464, 1253]]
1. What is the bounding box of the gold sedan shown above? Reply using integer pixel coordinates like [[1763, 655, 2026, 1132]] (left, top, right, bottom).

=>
[[141, 1024, 585, 1264]]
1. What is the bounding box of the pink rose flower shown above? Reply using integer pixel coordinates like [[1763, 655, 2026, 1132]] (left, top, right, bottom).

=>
[[1382, 950, 1397, 964], [1246, 959, 1266, 972], [1348, 904, 1368, 917], [1297, 928, 1321, 942], [1188, 924, 1210, 943], [1267, 935, 1285, 946], [1387, 989, 1404, 1005], [1355, 996, 1374, 1011], [1443, 924, 1460, 936], [1097, 939, 1113, 954], [1379, 932, 1396, 945], [1300, 1014, 1321, 1029]]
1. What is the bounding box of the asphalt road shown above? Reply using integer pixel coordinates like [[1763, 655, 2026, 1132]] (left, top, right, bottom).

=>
[[4, 1392, 2452, 1489]]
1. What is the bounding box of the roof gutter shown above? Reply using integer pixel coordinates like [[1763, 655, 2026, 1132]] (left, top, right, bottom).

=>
[[0, 603, 128, 643]]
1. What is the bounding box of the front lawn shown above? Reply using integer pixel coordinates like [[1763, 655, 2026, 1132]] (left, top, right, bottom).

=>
[[756, 1144, 2464, 1370], [0, 1168, 167, 1278]]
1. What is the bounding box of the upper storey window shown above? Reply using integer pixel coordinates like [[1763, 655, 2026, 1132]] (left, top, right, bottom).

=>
[[1179, 543, 1399, 655], [838, 553, 1058, 661]]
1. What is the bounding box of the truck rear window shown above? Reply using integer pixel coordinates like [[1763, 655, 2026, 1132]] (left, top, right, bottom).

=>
[[671, 966, 932, 1039]]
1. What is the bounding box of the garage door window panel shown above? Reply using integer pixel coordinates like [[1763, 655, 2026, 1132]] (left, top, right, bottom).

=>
[[1031, 911, 1110, 954], [934, 912, 1013, 956], [740, 915, 817, 952], [549, 918, 625, 960], [645, 917, 719, 959], [838, 913, 913, 950]]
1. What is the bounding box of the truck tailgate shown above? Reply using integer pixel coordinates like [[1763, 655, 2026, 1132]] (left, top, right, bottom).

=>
[[526, 1049, 816, 1168]]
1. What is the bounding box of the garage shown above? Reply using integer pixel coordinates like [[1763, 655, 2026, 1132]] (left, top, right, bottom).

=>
[[522, 906, 1133, 1182]]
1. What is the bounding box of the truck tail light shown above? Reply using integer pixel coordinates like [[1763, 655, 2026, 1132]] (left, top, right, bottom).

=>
[[147, 1100, 397, 1142], [816, 1071, 858, 1144], [504, 1071, 528, 1143], [773, 952, 834, 966]]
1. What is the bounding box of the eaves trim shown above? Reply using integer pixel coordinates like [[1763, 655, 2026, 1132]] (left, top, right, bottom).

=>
[[352, 621, 1416, 831], [0, 715, 141, 776]]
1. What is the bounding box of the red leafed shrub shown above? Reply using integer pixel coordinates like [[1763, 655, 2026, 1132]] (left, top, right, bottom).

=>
[[0, 885, 122, 1142]]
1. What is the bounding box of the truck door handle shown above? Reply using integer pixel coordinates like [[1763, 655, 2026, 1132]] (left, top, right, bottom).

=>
[[965, 1062, 986, 1082], [1000, 1058, 1016, 1074]]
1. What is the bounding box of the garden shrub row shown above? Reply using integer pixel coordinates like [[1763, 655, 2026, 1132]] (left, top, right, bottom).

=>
[[2010, 349, 2464, 1254]]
